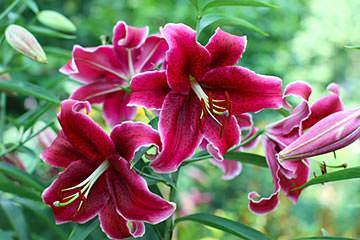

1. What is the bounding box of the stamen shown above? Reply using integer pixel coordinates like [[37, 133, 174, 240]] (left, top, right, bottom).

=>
[[189, 76, 233, 136], [53, 161, 109, 211]]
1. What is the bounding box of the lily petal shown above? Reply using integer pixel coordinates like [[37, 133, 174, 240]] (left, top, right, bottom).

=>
[[133, 35, 168, 72], [111, 121, 162, 162], [202, 115, 241, 161], [150, 93, 203, 173], [302, 83, 343, 129], [161, 23, 211, 93], [211, 159, 242, 180], [129, 70, 170, 110], [103, 91, 137, 126], [42, 160, 108, 224], [282, 81, 312, 109], [40, 131, 84, 168], [70, 79, 124, 104], [60, 45, 128, 84], [99, 201, 145, 240], [58, 100, 116, 163], [107, 157, 176, 223], [201, 66, 282, 114], [113, 21, 149, 50], [248, 138, 280, 214], [205, 27, 247, 68]]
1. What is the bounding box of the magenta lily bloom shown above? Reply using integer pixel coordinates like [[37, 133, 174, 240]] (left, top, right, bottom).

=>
[[130, 23, 282, 173], [41, 100, 175, 239], [279, 107, 360, 161], [60, 21, 168, 126], [248, 82, 344, 214]]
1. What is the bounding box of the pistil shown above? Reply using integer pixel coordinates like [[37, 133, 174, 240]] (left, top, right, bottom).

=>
[[53, 160, 109, 212]]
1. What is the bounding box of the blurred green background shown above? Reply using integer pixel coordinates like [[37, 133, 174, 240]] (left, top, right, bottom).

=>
[[0, 0, 359, 239]]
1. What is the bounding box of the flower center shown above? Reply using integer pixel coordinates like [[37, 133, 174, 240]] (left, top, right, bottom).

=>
[[189, 76, 232, 130], [53, 160, 109, 212]]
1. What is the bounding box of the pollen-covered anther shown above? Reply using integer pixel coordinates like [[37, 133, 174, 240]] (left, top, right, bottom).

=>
[[53, 161, 109, 212]]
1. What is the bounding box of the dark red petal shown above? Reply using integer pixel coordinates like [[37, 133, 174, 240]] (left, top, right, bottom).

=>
[[129, 70, 170, 110], [70, 79, 124, 104], [161, 23, 211, 93], [40, 131, 84, 168], [58, 100, 116, 162], [59, 45, 129, 84], [103, 91, 137, 126], [107, 158, 175, 223], [150, 93, 203, 173], [201, 66, 282, 114], [202, 115, 240, 161], [99, 201, 145, 239], [205, 27, 246, 68], [302, 86, 344, 129], [42, 160, 108, 224], [113, 21, 149, 50], [111, 122, 162, 162], [133, 34, 168, 72]]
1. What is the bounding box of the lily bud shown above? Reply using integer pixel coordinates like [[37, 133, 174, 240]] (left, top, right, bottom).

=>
[[37, 10, 76, 33], [278, 108, 360, 161], [5, 25, 47, 64]]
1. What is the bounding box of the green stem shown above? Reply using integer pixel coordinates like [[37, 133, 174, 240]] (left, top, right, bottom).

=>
[[164, 171, 179, 240]]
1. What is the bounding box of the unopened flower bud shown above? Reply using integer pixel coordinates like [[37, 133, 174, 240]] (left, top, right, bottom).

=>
[[5, 24, 47, 64], [37, 10, 76, 33], [278, 108, 360, 161]]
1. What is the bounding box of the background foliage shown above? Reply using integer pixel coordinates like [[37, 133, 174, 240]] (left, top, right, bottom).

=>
[[0, 0, 359, 239]]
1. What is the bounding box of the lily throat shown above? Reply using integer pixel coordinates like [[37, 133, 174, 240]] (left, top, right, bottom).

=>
[[53, 160, 109, 212]]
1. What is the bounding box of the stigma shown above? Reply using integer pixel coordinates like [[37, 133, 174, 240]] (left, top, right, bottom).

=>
[[53, 160, 109, 212]]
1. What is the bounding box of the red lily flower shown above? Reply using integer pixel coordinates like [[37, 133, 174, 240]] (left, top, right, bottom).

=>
[[41, 100, 175, 239], [248, 82, 344, 214], [60, 21, 168, 126], [129, 23, 283, 173]]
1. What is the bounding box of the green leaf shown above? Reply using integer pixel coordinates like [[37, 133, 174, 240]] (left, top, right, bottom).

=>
[[0, 0, 21, 21], [0, 174, 41, 201], [202, 0, 278, 12], [344, 45, 360, 50], [43, 46, 72, 58], [13, 102, 54, 130], [22, 0, 39, 14], [0, 199, 29, 240], [0, 162, 45, 192], [28, 25, 76, 40], [293, 167, 360, 191], [139, 224, 162, 240], [68, 219, 99, 240], [0, 229, 14, 240], [294, 237, 357, 240], [189, 0, 199, 10], [0, 80, 59, 104], [224, 152, 268, 168], [199, 14, 268, 36], [175, 213, 270, 240]]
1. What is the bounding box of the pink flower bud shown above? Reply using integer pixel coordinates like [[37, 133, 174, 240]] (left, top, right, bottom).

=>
[[5, 24, 47, 63], [278, 108, 360, 161]]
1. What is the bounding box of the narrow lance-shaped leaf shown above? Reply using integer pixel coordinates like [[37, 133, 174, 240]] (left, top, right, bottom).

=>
[[68, 219, 100, 240], [202, 0, 278, 12], [0, 80, 59, 104], [175, 213, 270, 240], [294, 237, 357, 240], [344, 45, 360, 50], [199, 14, 268, 36], [0, 199, 29, 240], [293, 167, 360, 191]]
